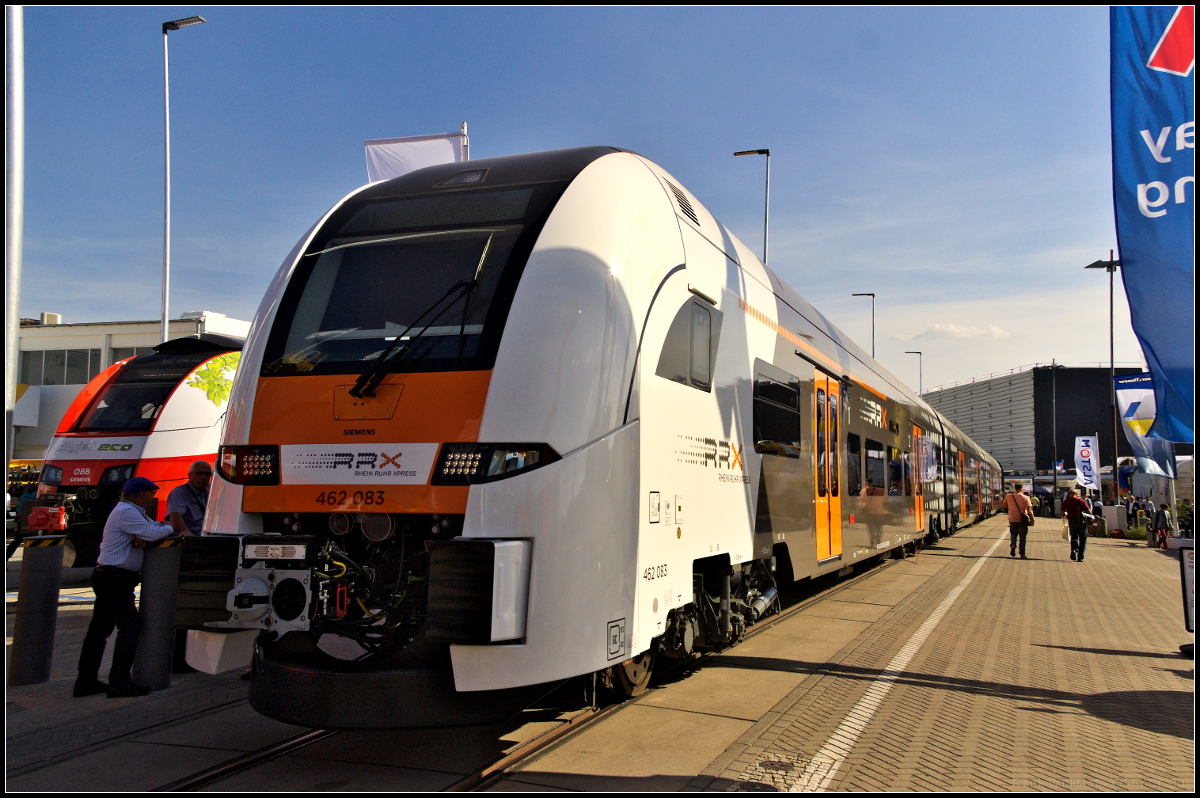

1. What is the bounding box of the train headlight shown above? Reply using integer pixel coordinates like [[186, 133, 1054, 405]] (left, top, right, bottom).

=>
[[431, 443, 560, 485], [40, 465, 63, 486], [218, 445, 280, 486], [99, 464, 135, 485]]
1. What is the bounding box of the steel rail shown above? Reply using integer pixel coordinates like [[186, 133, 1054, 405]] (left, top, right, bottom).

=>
[[452, 545, 927, 791], [153, 728, 337, 792], [151, 522, 991, 792]]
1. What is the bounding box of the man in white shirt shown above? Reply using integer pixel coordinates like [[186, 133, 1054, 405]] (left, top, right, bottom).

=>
[[74, 477, 185, 698]]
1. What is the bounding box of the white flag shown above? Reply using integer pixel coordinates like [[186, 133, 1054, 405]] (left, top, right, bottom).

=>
[[364, 132, 468, 184], [1074, 435, 1101, 491]]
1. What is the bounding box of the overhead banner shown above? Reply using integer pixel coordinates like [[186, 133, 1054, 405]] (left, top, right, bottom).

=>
[[365, 131, 468, 184], [1114, 372, 1178, 478], [1109, 6, 1195, 443], [1074, 435, 1102, 491]]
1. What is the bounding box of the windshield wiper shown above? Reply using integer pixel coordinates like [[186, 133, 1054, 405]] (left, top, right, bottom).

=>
[[349, 279, 476, 398]]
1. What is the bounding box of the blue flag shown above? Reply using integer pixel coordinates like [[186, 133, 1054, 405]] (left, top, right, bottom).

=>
[[1109, 6, 1195, 443]]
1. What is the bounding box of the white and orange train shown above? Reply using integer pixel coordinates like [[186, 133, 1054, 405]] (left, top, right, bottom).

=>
[[180, 147, 1000, 728], [37, 336, 242, 565]]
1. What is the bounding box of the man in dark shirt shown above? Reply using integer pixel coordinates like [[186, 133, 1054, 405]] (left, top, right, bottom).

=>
[[1060, 489, 1091, 562], [165, 461, 211, 535]]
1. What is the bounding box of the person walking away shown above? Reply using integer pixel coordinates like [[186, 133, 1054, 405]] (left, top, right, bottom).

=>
[[1004, 484, 1034, 559], [1152, 504, 1172, 549], [74, 477, 186, 698], [165, 461, 208, 671], [1060, 489, 1091, 562]]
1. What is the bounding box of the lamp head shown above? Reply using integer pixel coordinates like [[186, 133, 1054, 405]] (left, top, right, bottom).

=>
[[163, 16, 206, 33]]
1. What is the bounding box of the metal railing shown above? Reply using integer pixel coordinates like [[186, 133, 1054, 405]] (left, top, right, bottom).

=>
[[923, 361, 1145, 396]]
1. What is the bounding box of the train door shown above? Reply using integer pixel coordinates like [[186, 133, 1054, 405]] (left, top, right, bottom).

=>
[[958, 450, 967, 521], [975, 461, 983, 517], [913, 425, 926, 533], [945, 441, 959, 527], [813, 372, 842, 561]]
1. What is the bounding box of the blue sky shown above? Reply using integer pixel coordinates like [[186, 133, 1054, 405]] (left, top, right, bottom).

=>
[[17, 6, 1143, 390]]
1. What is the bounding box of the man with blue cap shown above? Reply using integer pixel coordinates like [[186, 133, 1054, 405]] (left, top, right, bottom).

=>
[[74, 476, 187, 698]]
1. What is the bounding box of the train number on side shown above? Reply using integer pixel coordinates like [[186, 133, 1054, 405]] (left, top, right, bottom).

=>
[[314, 490, 386, 507], [643, 564, 668, 580]]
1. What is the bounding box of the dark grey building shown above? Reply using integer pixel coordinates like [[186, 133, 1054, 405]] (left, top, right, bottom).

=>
[[923, 366, 1192, 473]]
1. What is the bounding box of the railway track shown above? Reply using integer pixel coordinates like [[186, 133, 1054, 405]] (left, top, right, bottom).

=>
[[151, 545, 919, 792]]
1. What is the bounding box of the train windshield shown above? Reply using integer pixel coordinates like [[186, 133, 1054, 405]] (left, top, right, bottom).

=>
[[75, 353, 208, 433], [263, 184, 563, 376]]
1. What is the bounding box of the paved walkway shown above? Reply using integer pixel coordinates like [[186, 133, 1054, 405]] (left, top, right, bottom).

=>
[[496, 516, 1194, 791], [6, 517, 1193, 791]]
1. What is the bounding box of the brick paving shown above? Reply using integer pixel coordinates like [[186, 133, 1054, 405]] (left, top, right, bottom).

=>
[[698, 516, 1194, 792], [6, 554, 251, 779], [7, 516, 1194, 791]]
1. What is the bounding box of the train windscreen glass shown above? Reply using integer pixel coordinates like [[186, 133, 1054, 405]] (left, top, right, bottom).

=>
[[75, 353, 207, 432], [264, 185, 561, 376], [269, 227, 519, 372]]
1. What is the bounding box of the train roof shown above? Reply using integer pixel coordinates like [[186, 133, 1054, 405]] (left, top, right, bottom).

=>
[[153, 332, 244, 355], [354, 146, 624, 203]]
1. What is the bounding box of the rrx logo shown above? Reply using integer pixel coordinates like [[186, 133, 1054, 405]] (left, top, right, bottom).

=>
[[322, 451, 403, 470]]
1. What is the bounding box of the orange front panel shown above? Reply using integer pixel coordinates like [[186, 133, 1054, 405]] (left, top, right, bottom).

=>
[[249, 371, 491, 445], [244, 370, 490, 514], [243, 484, 468, 514]]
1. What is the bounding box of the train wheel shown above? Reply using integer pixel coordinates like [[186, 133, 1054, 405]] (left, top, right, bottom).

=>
[[611, 652, 655, 697]]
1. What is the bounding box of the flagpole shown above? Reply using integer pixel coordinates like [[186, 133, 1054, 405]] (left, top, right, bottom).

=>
[[1052, 360, 1059, 511]]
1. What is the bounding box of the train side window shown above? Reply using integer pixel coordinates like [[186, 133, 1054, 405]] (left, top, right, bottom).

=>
[[656, 297, 723, 392], [829, 391, 839, 497], [690, 304, 711, 388], [903, 451, 915, 496], [753, 362, 800, 457], [865, 439, 886, 494], [846, 433, 862, 495]]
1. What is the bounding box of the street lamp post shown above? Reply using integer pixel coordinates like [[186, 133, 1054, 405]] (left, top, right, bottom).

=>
[[733, 149, 770, 265], [1085, 253, 1121, 502], [905, 351, 922, 395], [852, 293, 875, 358], [161, 15, 206, 343]]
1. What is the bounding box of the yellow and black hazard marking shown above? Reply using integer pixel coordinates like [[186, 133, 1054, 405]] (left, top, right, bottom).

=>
[[22, 536, 67, 547], [147, 537, 184, 547]]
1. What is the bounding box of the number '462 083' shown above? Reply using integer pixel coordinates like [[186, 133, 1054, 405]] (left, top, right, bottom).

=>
[[643, 564, 667, 580], [314, 490, 385, 506]]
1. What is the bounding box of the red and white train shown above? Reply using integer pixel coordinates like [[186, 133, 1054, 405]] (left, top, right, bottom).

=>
[[37, 335, 242, 565]]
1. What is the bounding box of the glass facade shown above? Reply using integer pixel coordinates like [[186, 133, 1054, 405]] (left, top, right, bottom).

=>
[[19, 349, 102, 386]]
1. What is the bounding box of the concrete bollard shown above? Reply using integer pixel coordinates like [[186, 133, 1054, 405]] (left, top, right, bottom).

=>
[[132, 539, 183, 690], [7, 535, 67, 686]]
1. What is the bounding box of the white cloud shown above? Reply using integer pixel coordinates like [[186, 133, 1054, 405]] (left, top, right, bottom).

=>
[[897, 323, 1012, 341]]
